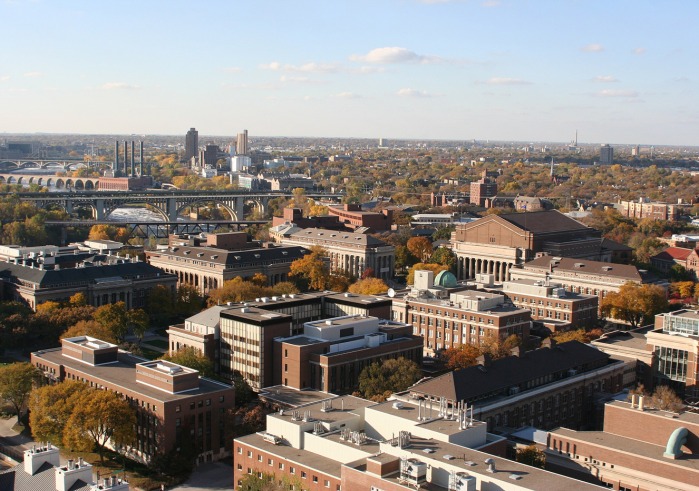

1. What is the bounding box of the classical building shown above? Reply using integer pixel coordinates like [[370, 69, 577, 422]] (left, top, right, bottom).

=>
[[0, 444, 130, 491], [233, 394, 602, 491], [273, 314, 423, 393], [0, 252, 176, 310], [144, 232, 311, 294], [547, 398, 699, 491], [31, 336, 234, 464], [401, 340, 625, 432], [391, 270, 530, 356], [647, 310, 699, 403], [179, 292, 393, 387], [452, 210, 604, 282], [279, 228, 395, 280], [501, 278, 598, 331], [509, 256, 657, 314]]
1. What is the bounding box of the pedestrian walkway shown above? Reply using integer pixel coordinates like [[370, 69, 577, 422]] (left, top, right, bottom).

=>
[[0, 415, 39, 464], [169, 462, 232, 491]]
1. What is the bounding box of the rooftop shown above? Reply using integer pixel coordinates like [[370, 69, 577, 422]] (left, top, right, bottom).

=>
[[522, 256, 642, 281]]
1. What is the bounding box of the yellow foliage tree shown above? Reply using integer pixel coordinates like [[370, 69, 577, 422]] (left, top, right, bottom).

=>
[[406, 263, 448, 285], [348, 278, 389, 295]]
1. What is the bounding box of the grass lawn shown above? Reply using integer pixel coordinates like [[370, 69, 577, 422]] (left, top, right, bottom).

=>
[[143, 339, 168, 350], [60, 448, 180, 491]]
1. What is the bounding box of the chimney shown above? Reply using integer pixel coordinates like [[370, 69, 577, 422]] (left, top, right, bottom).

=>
[[509, 346, 521, 357], [55, 456, 93, 491], [638, 395, 645, 411], [541, 337, 555, 349], [476, 353, 492, 367], [24, 443, 60, 476]]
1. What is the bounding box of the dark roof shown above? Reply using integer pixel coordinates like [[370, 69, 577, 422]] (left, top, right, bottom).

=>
[[288, 228, 389, 247], [0, 261, 171, 287], [600, 238, 633, 252], [147, 244, 310, 268], [497, 210, 591, 234], [410, 341, 611, 402]]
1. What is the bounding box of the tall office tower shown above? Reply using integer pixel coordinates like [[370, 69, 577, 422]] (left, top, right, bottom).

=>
[[185, 128, 199, 161], [600, 144, 614, 165], [114, 140, 119, 170], [139, 140, 144, 175], [236, 129, 249, 155], [130, 140, 135, 176], [631, 145, 640, 157], [123, 140, 128, 173]]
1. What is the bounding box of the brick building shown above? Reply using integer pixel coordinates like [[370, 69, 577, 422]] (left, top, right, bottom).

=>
[[547, 399, 699, 490], [326, 204, 393, 232], [618, 198, 682, 221], [401, 340, 625, 432], [233, 394, 601, 491], [273, 315, 422, 393], [183, 292, 392, 387], [31, 336, 234, 464], [469, 169, 498, 207], [391, 270, 530, 356], [651, 246, 699, 278], [452, 210, 605, 283]]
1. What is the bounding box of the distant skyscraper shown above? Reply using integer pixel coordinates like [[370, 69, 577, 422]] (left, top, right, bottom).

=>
[[236, 129, 249, 155], [631, 145, 640, 157], [600, 144, 614, 165], [185, 128, 199, 161]]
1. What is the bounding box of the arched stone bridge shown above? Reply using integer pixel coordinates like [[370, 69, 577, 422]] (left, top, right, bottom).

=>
[[0, 159, 110, 171], [0, 173, 100, 190], [15, 190, 343, 221]]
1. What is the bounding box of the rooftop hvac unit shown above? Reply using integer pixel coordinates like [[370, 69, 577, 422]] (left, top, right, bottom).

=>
[[449, 471, 476, 491], [400, 458, 427, 485]]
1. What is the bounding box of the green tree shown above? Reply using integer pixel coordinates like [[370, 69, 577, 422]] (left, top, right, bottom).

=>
[[0, 362, 39, 423], [432, 225, 455, 241], [127, 309, 150, 344], [358, 358, 422, 402], [63, 389, 136, 463], [29, 380, 84, 446], [516, 445, 546, 469], [160, 346, 214, 378], [600, 282, 669, 328], [232, 371, 255, 407], [429, 247, 457, 271], [94, 302, 129, 341]]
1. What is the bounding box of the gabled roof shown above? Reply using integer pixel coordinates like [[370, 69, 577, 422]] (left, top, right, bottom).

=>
[[0, 261, 170, 287], [652, 247, 694, 262], [523, 256, 642, 281], [288, 228, 388, 246], [0, 462, 92, 491], [185, 305, 230, 328], [410, 341, 610, 402], [497, 210, 591, 234]]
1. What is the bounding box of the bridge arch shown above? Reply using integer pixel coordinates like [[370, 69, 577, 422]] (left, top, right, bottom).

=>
[[18, 161, 40, 169], [55, 178, 65, 189], [102, 203, 171, 222], [7, 176, 17, 184], [175, 199, 239, 221], [0, 161, 19, 171]]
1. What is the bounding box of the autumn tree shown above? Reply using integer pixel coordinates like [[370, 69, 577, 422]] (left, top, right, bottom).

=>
[[61, 319, 118, 344], [94, 302, 129, 341], [600, 282, 669, 328], [650, 385, 684, 412], [407, 237, 433, 262], [551, 328, 603, 344], [442, 344, 481, 370], [289, 246, 330, 291], [160, 346, 214, 378], [29, 380, 85, 446], [358, 358, 422, 402], [207, 276, 274, 306], [516, 445, 546, 469], [64, 388, 136, 463], [348, 278, 389, 295], [0, 362, 40, 423], [88, 224, 130, 243]]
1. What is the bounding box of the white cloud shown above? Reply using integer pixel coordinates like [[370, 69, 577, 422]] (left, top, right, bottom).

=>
[[593, 75, 618, 83], [633, 47, 646, 55], [0, 75, 9, 82], [261, 61, 339, 73], [335, 92, 361, 99], [397, 88, 434, 98], [581, 44, 604, 53], [23, 71, 43, 78], [350, 47, 441, 64], [223, 66, 242, 73], [486, 77, 531, 85], [279, 75, 323, 84], [102, 82, 140, 90], [595, 89, 639, 98]]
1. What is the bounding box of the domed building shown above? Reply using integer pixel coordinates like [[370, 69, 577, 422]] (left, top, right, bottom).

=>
[[434, 270, 458, 288]]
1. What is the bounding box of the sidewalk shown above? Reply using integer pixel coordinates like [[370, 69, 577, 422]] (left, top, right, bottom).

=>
[[0, 414, 38, 464]]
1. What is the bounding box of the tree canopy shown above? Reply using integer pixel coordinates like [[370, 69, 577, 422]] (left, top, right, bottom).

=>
[[357, 358, 422, 402], [0, 362, 40, 423], [348, 278, 389, 295], [160, 346, 214, 378], [516, 445, 546, 469], [289, 246, 330, 291], [29, 380, 85, 446], [600, 282, 669, 328]]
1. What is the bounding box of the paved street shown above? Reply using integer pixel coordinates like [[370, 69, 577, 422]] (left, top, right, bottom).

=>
[[169, 462, 233, 491]]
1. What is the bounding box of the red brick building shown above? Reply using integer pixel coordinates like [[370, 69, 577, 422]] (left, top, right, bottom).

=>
[[31, 336, 234, 464], [547, 399, 699, 490]]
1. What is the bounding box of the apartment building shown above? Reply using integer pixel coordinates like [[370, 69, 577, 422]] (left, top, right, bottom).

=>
[[618, 198, 682, 221], [233, 394, 602, 491], [31, 336, 234, 464]]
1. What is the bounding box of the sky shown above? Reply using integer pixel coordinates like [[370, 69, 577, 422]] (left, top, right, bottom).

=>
[[1, 0, 697, 146]]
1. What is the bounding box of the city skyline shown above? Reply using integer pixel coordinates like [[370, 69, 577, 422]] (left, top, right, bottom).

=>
[[1, 0, 698, 146]]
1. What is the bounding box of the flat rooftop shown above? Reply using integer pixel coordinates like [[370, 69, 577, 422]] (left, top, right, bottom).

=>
[[593, 329, 651, 351], [368, 400, 488, 437], [258, 386, 337, 408], [33, 348, 231, 402], [236, 433, 343, 478]]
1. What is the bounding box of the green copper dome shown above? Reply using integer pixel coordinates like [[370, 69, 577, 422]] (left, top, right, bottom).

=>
[[434, 270, 458, 288]]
